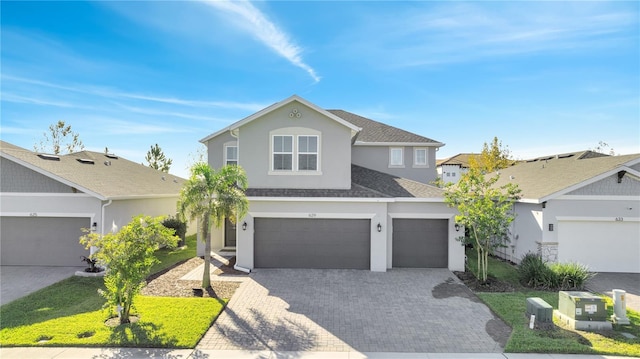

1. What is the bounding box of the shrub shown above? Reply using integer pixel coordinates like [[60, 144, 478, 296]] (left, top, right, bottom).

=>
[[518, 252, 558, 289], [162, 216, 187, 247], [549, 262, 593, 290]]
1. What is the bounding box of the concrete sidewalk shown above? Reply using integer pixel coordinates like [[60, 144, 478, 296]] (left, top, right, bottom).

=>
[[0, 348, 631, 359]]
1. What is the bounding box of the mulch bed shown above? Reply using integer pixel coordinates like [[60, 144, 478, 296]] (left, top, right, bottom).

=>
[[141, 256, 246, 299], [454, 270, 516, 292]]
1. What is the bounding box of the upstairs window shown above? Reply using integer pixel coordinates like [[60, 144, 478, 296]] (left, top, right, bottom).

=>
[[390, 147, 404, 167], [298, 136, 318, 171], [414, 148, 427, 167], [225, 145, 238, 166], [273, 135, 293, 171]]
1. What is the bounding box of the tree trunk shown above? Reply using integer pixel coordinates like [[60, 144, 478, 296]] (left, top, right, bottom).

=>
[[202, 217, 211, 289]]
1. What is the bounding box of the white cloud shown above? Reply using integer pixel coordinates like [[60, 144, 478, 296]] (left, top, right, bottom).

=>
[[200, 0, 320, 83]]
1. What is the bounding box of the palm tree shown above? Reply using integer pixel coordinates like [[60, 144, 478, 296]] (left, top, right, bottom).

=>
[[178, 162, 249, 288]]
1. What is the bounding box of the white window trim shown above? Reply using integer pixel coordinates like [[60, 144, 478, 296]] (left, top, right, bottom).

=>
[[268, 127, 322, 175], [224, 143, 238, 166], [389, 147, 404, 168], [271, 135, 294, 172], [413, 147, 428, 168]]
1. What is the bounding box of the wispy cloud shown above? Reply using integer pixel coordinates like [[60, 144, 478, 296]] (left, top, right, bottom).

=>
[[343, 2, 638, 68], [200, 0, 320, 83]]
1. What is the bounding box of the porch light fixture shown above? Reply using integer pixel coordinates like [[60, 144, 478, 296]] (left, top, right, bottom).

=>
[[548, 223, 554, 231], [91, 222, 97, 232], [455, 223, 460, 232], [242, 222, 247, 231], [377, 223, 382, 232]]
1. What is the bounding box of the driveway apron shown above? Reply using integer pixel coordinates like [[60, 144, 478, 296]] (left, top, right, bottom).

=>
[[0, 266, 84, 305], [198, 269, 510, 353], [587, 272, 640, 312]]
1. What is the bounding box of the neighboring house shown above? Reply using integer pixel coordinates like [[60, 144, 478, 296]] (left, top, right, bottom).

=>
[[492, 151, 640, 273], [200, 94, 465, 272], [436, 153, 477, 184], [0, 141, 186, 266]]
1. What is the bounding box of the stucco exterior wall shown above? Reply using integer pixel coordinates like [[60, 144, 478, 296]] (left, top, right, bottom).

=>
[[104, 197, 180, 234], [351, 146, 437, 184], [0, 193, 100, 223], [206, 131, 237, 170], [234, 101, 352, 189], [498, 202, 543, 264], [1, 157, 74, 193]]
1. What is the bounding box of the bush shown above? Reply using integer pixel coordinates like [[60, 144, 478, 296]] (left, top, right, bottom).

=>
[[549, 262, 593, 290], [518, 252, 557, 289], [162, 216, 187, 247]]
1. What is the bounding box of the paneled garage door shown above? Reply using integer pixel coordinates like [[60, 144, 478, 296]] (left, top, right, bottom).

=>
[[558, 220, 640, 273], [393, 219, 448, 268], [254, 218, 371, 269], [0, 216, 90, 266]]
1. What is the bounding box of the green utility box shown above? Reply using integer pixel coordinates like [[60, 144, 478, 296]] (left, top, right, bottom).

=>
[[526, 297, 553, 323], [558, 291, 607, 321]]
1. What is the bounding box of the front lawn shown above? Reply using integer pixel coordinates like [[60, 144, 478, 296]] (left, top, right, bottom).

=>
[[150, 233, 198, 275], [466, 249, 640, 357], [0, 233, 227, 348]]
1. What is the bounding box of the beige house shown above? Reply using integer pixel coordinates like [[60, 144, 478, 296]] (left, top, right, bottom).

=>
[[0, 141, 186, 266]]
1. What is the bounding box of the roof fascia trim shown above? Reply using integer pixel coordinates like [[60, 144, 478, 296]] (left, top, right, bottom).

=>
[[0, 152, 107, 201], [200, 95, 361, 143], [354, 141, 445, 147]]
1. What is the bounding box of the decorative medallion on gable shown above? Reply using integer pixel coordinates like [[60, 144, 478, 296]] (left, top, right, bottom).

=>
[[288, 108, 302, 119]]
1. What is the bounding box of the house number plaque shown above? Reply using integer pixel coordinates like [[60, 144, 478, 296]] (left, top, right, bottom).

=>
[[308, 213, 317, 218], [615, 217, 624, 221]]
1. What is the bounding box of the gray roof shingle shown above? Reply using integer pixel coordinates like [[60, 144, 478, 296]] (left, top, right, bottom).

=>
[[1, 141, 185, 199], [247, 165, 444, 199], [327, 110, 442, 145], [492, 151, 640, 200]]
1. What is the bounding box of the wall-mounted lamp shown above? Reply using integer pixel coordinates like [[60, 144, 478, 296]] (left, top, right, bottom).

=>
[[91, 222, 98, 232], [242, 222, 247, 231], [542, 202, 547, 209], [455, 223, 461, 232], [377, 223, 382, 232], [548, 223, 554, 231]]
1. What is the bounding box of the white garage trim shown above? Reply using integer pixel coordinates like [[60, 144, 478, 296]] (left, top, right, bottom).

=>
[[557, 216, 639, 222], [389, 213, 456, 219], [249, 212, 377, 219], [0, 212, 96, 219]]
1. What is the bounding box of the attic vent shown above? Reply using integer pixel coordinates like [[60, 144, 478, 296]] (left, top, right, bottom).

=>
[[173, 179, 178, 183], [557, 153, 575, 159], [37, 154, 60, 161], [526, 159, 539, 163], [104, 160, 111, 166], [162, 176, 166, 181], [105, 153, 119, 159], [77, 158, 95, 165]]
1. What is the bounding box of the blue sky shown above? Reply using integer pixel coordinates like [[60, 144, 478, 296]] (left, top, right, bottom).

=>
[[2, 1, 638, 178]]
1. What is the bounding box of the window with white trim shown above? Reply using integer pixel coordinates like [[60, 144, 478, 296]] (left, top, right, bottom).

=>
[[225, 145, 238, 166], [272, 135, 293, 171], [298, 135, 318, 171], [390, 147, 404, 166], [414, 148, 427, 166]]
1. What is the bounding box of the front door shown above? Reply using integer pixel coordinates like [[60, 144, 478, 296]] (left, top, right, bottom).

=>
[[224, 218, 237, 247]]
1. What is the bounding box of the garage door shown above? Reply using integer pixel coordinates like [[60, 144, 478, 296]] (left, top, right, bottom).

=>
[[393, 219, 448, 268], [254, 218, 370, 269], [558, 220, 640, 273], [0, 217, 90, 266]]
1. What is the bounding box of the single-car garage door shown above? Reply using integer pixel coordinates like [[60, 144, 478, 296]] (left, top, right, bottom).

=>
[[393, 219, 448, 268], [254, 218, 371, 269], [558, 220, 640, 273], [0, 216, 90, 266]]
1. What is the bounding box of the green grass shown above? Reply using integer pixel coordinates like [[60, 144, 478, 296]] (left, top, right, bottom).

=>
[[466, 248, 640, 356], [0, 233, 228, 348], [150, 233, 197, 275], [465, 246, 521, 287]]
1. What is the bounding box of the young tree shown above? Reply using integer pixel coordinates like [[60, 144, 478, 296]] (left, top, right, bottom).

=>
[[34, 120, 84, 154], [469, 137, 513, 173], [444, 168, 521, 282], [80, 215, 178, 325], [178, 163, 249, 288], [145, 143, 173, 172]]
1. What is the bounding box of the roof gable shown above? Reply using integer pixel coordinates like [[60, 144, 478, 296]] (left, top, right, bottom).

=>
[[200, 95, 361, 143], [492, 151, 640, 202], [0, 141, 185, 200]]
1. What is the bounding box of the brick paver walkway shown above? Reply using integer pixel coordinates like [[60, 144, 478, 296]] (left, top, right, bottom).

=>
[[197, 269, 509, 353]]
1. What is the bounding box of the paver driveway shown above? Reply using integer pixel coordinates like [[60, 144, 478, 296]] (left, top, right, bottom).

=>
[[198, 269, 511, 353]]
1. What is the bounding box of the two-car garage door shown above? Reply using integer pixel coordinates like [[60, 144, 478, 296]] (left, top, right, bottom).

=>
[[254, 218, 370, 269], [0, 217, 89, 266]]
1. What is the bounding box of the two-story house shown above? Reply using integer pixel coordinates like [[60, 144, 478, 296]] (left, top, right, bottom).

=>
[[200, 95, 464, 272], [436, 153, 476, 184]]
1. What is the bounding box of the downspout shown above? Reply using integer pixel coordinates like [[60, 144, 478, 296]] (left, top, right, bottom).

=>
[[230, 127, 249, 273]]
